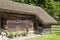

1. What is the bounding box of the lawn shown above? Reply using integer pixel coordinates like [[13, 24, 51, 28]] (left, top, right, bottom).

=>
[[27, 25, 60, 40], [27, 33, 60, 40]]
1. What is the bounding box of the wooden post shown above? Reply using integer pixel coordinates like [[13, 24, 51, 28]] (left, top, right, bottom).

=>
[[33, 16, 37, 33]]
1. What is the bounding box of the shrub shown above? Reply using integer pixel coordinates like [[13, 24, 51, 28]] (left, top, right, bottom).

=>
[[8, 31, 17, 38], [17, 31, 27, 36], [8, 30, 27, 38]]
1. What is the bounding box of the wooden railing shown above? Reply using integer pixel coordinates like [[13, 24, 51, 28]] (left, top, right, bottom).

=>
[[51, 25, 60, 33]]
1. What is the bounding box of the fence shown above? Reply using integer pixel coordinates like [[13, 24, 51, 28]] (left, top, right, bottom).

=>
[[51, 25, 60, 33]]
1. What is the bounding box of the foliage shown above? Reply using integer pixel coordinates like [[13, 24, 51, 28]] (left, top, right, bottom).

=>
[[17, 31, 27, 36], [8, 31, 17, 38], [12, 0, 60, 24], [8, 31, 27, 38]]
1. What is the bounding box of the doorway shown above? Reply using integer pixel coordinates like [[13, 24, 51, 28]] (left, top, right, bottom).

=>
[[0, 17, 3, 29], [0, 17, 4, 32]]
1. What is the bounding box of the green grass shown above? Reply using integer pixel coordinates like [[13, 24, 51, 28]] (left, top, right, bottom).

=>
[[27, 33, 60, 40], [27, 25, 60, 40]]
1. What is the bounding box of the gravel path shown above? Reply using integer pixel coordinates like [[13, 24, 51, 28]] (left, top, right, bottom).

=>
[[0, 34, 41, 40]]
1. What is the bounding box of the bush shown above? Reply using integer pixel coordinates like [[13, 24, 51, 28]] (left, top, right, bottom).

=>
[[17, 31, 27, 36], [8, 31, 27, 38], [8, 31, 17, 38]]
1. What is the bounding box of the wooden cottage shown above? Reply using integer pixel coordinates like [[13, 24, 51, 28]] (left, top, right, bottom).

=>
[[0, 0, 57, 34]]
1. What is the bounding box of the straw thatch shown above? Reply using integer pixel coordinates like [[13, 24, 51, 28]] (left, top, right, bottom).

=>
[[0, 0, 57, 24]]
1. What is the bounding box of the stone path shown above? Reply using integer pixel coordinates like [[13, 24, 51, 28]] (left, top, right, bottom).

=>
[[0, 34, 41, 40]]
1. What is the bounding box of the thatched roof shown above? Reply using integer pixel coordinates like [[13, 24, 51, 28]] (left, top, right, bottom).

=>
[[0, 0, 57, 25]]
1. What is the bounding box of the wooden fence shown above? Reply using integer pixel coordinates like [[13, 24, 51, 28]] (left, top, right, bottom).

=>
[[51, 25, 60, 33]]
